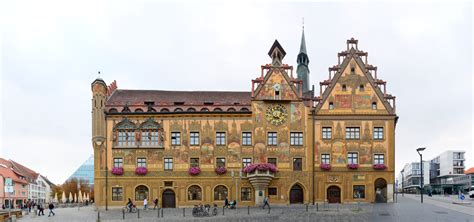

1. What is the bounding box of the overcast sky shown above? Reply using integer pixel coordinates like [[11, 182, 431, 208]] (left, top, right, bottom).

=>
[[1, 0, 472, 184]]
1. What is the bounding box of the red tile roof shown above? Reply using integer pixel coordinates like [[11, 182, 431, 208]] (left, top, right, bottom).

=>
[[10, 160, 39, 181], [0, 166, 28, 184], [465, 167, 474, 175], [106, 90, 252, 106]]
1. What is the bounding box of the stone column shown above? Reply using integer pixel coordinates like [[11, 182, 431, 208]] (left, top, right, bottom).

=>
[[387, 184, 394, 203]]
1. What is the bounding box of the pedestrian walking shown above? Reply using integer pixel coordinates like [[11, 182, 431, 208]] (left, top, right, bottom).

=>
[[48, 203, 55, 217], [153, 198, 159, 210], [143, 198, 148, 210], [262, 196, 270, 209], [224, 197, 229, 208], [38, 203, 45, 216]]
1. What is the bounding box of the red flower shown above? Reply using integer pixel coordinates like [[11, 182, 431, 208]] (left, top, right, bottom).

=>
[[135, 167, 148, 175], [111, 167, 124, 175], [320, 164, 331, 170], [243, 163, 278, 173], [188, 167, 201, 176], [215, 167, 227, 175], [373, 164, 386, 170], [347, 164, 359, 169]]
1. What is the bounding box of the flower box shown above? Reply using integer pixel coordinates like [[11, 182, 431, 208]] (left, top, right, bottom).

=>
[[135, 167, 148, 175], [215, 166, 227, 175], [347, 163, 359, 169], [373, 164, 386, 170], [320, 163, 331, 170], [188, 167, 201, 176], [243, 163, 278, 174], [111, 167, 124, 175]]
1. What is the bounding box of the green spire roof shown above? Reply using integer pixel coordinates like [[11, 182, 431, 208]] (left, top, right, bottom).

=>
[[299, 28, 307, 55]]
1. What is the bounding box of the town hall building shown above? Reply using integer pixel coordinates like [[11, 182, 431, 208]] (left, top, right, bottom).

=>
[[91, 30, 398, 208]]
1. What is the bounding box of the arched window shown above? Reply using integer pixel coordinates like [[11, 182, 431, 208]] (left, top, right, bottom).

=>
[[227, 108, 236, 112], [114, 118, 136, 147], [109, 108, 118, 113], [359, 84, 365, 92], [135, 108, 144, 113], [342, 85, 347, 91], [240, 107, 249, 112], [329, 102, 334, 110], [372, 102, 377, 110], [174, 108, 183, 112], [213, 108, 223, 112], [160, 108, 170, 112], [214, 185, 228, 201], [200, 108, 209, 112], [187, 107, 196, 112], [135, 185, 148, 201], [188, 185, 202, 201], [139, 118, 163, 147]]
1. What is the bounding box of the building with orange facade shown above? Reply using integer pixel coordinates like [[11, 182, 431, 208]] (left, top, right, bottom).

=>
[[91, 32, 398, 208]]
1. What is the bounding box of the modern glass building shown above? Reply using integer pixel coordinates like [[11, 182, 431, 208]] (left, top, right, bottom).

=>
[[67, 155, 94, 185]]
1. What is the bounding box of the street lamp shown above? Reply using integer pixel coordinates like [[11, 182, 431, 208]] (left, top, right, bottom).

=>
[[401, 169, 405, 197], [416, 147, 426, 203]]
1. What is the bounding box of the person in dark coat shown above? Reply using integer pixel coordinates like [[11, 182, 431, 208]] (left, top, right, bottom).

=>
[[224, 197, 229, 208], [38, 203, 45, 216], [48, 203, 55, 217]]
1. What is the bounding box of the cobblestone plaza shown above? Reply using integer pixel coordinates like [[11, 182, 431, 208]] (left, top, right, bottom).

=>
[[16, 195, 474, 222]]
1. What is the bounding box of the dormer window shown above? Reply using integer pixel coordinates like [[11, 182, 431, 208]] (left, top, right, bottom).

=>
[[275, 90, 280, 99], [372, 102, 377, 110], [329, 102, 334, 110], [342, 85, 347, 91], [273, 83, 281, 99], [351, 67, 355, 72], [360, 84, 365, 92]]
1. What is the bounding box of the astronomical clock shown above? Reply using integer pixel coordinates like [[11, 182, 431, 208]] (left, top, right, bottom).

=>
[[265, 104, 288, 125]]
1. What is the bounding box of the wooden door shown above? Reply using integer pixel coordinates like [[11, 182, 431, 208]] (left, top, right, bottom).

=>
[[290, 184, 304, 204], [162, 189, 176, 208], [327, 186, 341, 203]]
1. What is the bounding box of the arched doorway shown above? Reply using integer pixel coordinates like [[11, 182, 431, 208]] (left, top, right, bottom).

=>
[[162, 189, 176, 208], [374, 178, 387, 203], [327, 186, 341, 203], [290, 184, 304, 204]]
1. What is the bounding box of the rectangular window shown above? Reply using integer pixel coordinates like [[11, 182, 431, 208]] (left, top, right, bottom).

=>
[[241, 187, 251, 201], [268, 187, 277, 196], [118, 131, 136, 146], [142, 130, 159, 146], [242, 132, 252, 146], [190, 158, 199, 167], [171, 132, 181, 145], [164, 158, 173, 170], [322, 127, 332, 140], [373, 127, 384, 140], [190, 132, 200, 146], [374, 154, 384, 164], [293, 158, 302, 171], [216, 132, 226, 146], [242, 158, 252, 167], [216, 158, 226, 168], [348, 152, 358, 164], [267, 132, 277, 146], [268, 158, 277, 167], [113, 158, 123, 168], [353, 185, 365, 199], [345, 127, 360, 140], [137, 158, 146, 167], [112, 187, 123, 201], [321, 154, 330, 164], [290, 132, 303, 146]]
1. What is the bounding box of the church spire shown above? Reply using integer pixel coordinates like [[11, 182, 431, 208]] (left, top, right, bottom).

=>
[[297, 22, 310, 92]]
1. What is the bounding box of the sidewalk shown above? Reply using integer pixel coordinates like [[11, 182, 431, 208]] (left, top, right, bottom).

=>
[[403, 194, 474, 216]]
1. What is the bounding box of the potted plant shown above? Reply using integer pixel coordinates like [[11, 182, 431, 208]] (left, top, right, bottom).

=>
[[111, 167, 124, 175], [347, 163, 359, 169], [373, 164, 386, 170], [215, 166, 227, 175], [135, 167, 148, 175], [188, 166, 201, 176], [320, 163, 331, 170]]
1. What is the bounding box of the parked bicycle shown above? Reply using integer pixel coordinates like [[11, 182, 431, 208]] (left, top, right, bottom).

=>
[[192, 203, 218, 217]]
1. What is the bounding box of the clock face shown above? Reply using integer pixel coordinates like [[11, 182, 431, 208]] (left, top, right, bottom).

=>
[[265, 104, 288, 125]]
